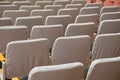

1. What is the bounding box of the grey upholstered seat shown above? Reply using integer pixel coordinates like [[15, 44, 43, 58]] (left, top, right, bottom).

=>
[[30, 24, 64, 49], [100, 6, 119, 15], [97, 19, 120, 35], [15, 16, 43, 35], [45, 15, 72, 33], [92, 33, 120, 61], [99, 12, 120, 23], [3, 10, 29, 25], [1, 38, 49, 79], [0, 18, 12, 26], [0, 26, 28, 53], [86, 57, 120, 80], [28, 62, 84, 80], [51, 35, 91, 66]]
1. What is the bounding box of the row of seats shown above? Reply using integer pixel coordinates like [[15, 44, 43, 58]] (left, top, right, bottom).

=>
[[28, 57, 120, 80], [1, 33, 120, 80], [0, 17, 119, 55], [0, 0, 120, 80]]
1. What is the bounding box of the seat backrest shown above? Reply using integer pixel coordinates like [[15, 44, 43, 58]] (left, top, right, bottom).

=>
[[0, 26, 28, 53], [12, 1, 31, 9], [51, 35, 90, 66], [97, 19, 120, 35], [0, 18, 12, 26], [65, 22, 95, 38], [15, 16, 43, 35], [6, 0, 26, 3], [44, 5, 64, 14], [35, 1, 53, 9], [0, 5, 18, 15], [86, 57, 120, 80], [100, 6, 119, 15], [27, 0, 44, 5], [30, 9, 55, 24], [75, 14, 98, 24], [71, 0, 86, 6], [99, 12, 120, 23], [45, 15, 72, 33], [0, 1, 11, 5], [28, 62, 84, 80], [84, 3, 102, 8], [79, 7, 100, 15], [3, 10, 29, 25], [75, 14, 98, 32], [57, 8, 79, 22], [65, 4, 83, 10], [92, 33, 120, 61], [20, 5, 41, 15], [30, 24, 64, 49], [5, 38, 49, 79], [53, 0, 70, 7]]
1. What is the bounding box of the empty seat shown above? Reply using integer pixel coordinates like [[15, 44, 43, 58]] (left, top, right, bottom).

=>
[[12, 1, 31, 9], [65, 4, 83, 10], [57, 8, 79, 22], [97, 19, 120, 35], [54, 0, 70, 7], [0, 1, 11, 5], [92, 33, 120, 61], [3, 10, 29, 25], [30, 9, 55, 24], [99, 12, 120, 23], [0, 5, 18, 15], [85, 3, 102, 8], [80, 7, 100, 15], [44, 5, 64, 14], [1, 38, 49, 79], [86, 57, 120, 80], [27, 0, 44, 5], [75, 14, 98, 24], [75, 14, 98, 32], [100, 6, 119, 15], [20, 5, 41, 15], [44, 0, 54, 3], [71, 0, 87, 6], [0, 26, 28, 53], [45, 15, 72, 33], [51, 35, 90, 66], [65, 22, 95, 39], [28, 62, 84, 80], [0, 18, 12, 26], [15, 16, 43, 35], [35, 1, 53, 9], [30, 24, 64, 49], [6, 0, 27, 3]]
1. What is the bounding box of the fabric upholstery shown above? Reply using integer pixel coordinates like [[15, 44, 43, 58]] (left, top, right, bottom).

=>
[[45, 15, 72, 33], [51, 35, 90, 66], [15, 16, 43, 35], [0, 26, 28, 53], [3, 10, 29, 25], [97, 19, 120, 35], [100, 6, 119, 15], [28, 62, 84, 80], [86, 57, 120, 80], [92, 33, 120, 61], [6, 38, 49, 79], [0, 18, 12, 26]]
